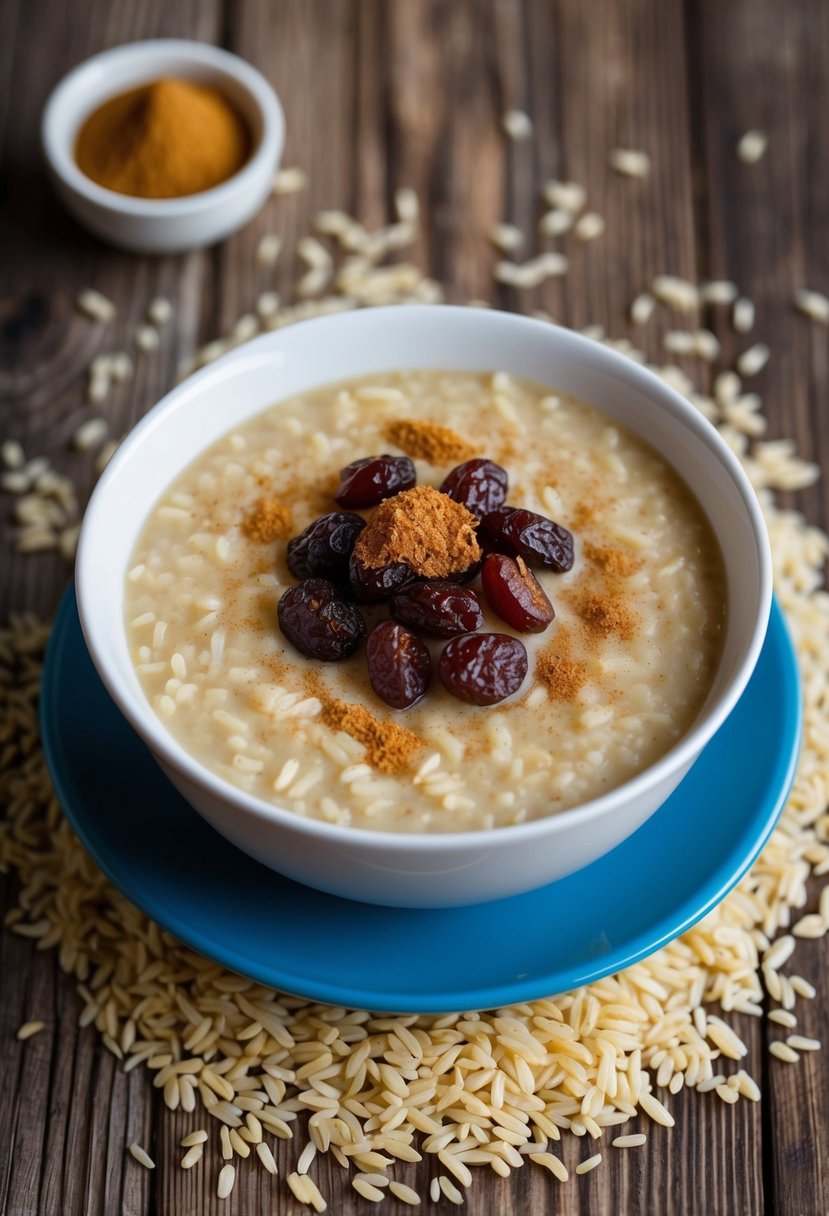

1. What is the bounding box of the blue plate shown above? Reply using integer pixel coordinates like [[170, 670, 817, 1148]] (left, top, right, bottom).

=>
[[41, 588, 800, 1014]]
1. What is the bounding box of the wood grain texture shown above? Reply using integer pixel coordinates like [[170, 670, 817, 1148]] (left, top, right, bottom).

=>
[[1, 0, 828, 1213]]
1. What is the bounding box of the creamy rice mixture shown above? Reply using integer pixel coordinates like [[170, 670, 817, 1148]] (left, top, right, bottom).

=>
[[124, 371, 725, 833]]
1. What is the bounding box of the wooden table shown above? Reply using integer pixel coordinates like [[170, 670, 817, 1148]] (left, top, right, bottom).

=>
[[2, 1, 828, 1212]]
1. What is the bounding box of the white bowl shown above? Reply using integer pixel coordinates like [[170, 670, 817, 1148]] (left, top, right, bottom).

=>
[[76, 307, 772, 907], [41, 40, 284, 254]]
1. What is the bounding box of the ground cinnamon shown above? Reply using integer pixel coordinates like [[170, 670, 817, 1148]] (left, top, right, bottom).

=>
[[241, 497, 293, 542], [584, 542, 642, 578], [75, 78, 250, 198], [574, 592, 637, 640], [535, 651, 587, 700], [385, 420, 476, 464], [320, 698, 423, 774], [352, 485, 481, 579]]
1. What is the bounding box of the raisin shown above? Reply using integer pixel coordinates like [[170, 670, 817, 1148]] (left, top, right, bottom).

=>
[[391, 582, 483, 637], [439, 633, 528, 705], [286, 512, 366, 581], [481, 553, 555, 633], [277, 578, 365, 660], [481, 505, 574, 571], [349, 552, 418, 602], [366, 621, 431, 709], [440, 458, 508, 519], [334, 454, 416, 508]]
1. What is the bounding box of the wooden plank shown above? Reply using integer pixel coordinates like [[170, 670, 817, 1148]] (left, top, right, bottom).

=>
[[0, 0, 220, 622], [2, 0, 829, 1214], [687, 4, 829, 1216]]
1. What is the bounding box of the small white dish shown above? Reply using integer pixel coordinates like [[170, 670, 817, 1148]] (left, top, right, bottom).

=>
[[41, 39, 284, 254], [76, 307, 772, 907]]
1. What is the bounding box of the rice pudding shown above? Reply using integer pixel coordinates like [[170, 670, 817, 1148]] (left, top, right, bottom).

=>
[[124, 371, 726, 833]]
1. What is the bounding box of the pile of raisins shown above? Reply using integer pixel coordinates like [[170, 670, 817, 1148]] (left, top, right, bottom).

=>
[[277, 454, 574, 709]]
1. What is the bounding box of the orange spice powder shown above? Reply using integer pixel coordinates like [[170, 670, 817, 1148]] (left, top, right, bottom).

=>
[[384, 420, 477, 464], [352, 485, 481, 579], [320, 698, 424, 775], [241, 497, 293, 543], [75, 78, 250, 199], [535, 651, 588, 701]]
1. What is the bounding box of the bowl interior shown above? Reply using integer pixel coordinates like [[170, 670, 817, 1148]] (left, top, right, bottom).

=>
[[77, 307, 771, 841]]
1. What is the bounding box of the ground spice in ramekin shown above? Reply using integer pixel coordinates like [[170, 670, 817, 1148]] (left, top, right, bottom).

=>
[[75, 78, 250, 198]]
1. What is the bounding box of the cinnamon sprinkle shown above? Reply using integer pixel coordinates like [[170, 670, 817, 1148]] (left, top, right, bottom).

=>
[[384, 419, 476, 464], [574, 592, 637, 640], [241, 497, 293, 542], [353, 485, 481, 579], [584, 542, 642, 578], [535, 651, 588, 701], [320, 698, 423, 775]]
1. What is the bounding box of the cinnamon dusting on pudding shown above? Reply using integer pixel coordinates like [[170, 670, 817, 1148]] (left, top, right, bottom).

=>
[[320, 698, 423, 775], [573, 592, 637, 640], [353, 485, 481, 579], [241, 497, 293, 542], [535, 651, 588, 701], [384, 419, 476, 464], [584, 542, 642, 578]]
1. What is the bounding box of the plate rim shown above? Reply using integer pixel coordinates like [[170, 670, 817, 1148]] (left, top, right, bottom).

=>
[[40, 587, 801, 1013]]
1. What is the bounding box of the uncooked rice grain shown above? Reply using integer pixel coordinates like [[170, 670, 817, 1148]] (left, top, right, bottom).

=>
[[794, 288, 829, 324], [769, 1042, 800, 1063], [737, 342, 769, 377], [16, 1019, 44, 1040], [76, 289, 115, 322], [217, 1162, 235, 1198], [575, 1153, 602, 1175], [128, 1143, 155, 1169], [489, 223, 524, 252], [147, 297, 172, 326], [733, 297, 755, 334], [573, 212, 605, 242], [737, 130, 768, 163], [272, 167, 307, 194], [609, 148, 651, 178], [135, 324, 160, 353], [612, 1134, 647, 1149], [502, 109, 533, 140]]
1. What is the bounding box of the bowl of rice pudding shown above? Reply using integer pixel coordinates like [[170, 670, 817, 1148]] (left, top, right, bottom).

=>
[[76, 306, 771, 908]]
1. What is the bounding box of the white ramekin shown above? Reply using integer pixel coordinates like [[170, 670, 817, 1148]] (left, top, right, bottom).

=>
[[41, 40, 284, 254], [76, 307, 772, 907]]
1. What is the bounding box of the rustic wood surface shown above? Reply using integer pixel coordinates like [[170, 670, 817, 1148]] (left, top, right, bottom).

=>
[[1, 1, 828, 1213]]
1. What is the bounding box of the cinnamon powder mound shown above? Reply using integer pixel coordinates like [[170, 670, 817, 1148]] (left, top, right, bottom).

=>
[[584, 542, 642, 578], [385, 419, 476, 464], [321, 698, 424, 775], [575, 592, 637, 640], [353, 485, 481, 579], [241, 497, 293, 542], [536, 651, 587, 701]]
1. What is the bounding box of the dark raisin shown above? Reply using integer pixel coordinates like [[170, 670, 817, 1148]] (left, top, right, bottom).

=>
[[440, 458, 508, 519], [366, 621, 431, 709], [349, 552, 418, 602], [481, 553, 555, 633], [439, 633, 528, 705], [286, 512, 366, 581], [443, 558, 484, 584], [277, 578, 365, 660], [481, 506, 574, 571], [334, 454, 416, 508], [391, 582, 483, 637]]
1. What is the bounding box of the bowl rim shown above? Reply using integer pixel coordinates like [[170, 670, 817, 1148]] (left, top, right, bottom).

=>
[[41, 38, 284, 217], [76, 305, 773, 854]]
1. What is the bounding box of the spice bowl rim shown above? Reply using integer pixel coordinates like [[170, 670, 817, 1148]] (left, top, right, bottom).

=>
[[75, 306, 773, 907], [40, 39, 284, 248]]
